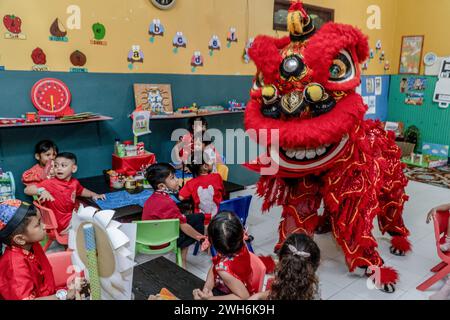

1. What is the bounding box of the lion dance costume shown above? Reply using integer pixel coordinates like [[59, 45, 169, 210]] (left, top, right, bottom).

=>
[[244, 1, 411, 292]]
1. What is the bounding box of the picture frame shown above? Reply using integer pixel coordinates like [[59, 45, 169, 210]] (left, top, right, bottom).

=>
[[133, 84, 173, 115], [398, 35, 425, 75], [273, 0, 334, 32]]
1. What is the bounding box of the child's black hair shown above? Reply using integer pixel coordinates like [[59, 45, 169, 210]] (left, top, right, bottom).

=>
[[56, 152, 77, 165], [187, 116, 207, 134], [178, 200, 194, 215], [145, 163, 176, 190], [207, 211, 244, 256], [34, 140, 58, 155], [0, 205, 38, 249], [186, 132, 214, 177], [269, 233, 321, 300]]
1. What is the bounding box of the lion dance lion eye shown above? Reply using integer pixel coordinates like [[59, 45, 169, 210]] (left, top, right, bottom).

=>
[[329, 51, 354, 82]]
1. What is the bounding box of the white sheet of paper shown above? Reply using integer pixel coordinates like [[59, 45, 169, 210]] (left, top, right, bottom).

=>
[[375, 77, 382, 96], [367, 96, 377, 114]]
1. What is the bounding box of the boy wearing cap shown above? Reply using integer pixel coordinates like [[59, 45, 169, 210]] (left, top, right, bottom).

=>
[[0, 200, 76, 300]]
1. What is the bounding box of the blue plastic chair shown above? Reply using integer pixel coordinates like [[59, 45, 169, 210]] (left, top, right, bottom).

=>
[[193, 195, 254, 256]]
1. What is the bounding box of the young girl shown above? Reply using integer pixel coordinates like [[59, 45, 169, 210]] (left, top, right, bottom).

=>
[[249, 233, 321, 300], [22, 140, 58, 188], [193, 211, 258, 300], [426, 203, 450, 252]]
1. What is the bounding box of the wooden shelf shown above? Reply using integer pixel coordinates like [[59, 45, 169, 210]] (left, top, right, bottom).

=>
[[0, 115, 113, 128], [150, 110, 245, 120]]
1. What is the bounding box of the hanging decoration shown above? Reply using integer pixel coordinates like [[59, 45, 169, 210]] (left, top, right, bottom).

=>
[[375, 39, 382, 51], [362, 61, 369, 72], [90, 22, 107, 46], [127, 45, 144, 70], [31, 47, 49, 71], [149, 19, 164, 43], [3, 14, 26, 40], [369, 48, 374, 60], [191, 51, 203, 73], [208, 35, 221, 56], [49, 18, 68, 42], [172, 32, 187, 54], [384, 60, 390, 73], [243, 38, 254, 64], [70, 50, 88, 72], [226, 27, 238, 48], [379, 51, 385, 63]]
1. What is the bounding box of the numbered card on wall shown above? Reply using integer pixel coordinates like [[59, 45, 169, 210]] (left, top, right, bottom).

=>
[[3, 14, 26, 40], [208, 35, 221, 56], [49, 18, 68, 42], [226, 27, 238, 47], [149, 19, 164, 43], [91, 22, 107, 46], [191, 51, 204, 72], [127, 45, 144, 70]]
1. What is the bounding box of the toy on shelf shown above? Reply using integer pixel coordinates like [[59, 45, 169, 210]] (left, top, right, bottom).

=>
[[31, 78, 74, 117], [227, 100, 246, 111], [0, 118, 25, 126], [0, 171, 16, 202], [198, 105, 224, 113], [176, 103, 199, 114]]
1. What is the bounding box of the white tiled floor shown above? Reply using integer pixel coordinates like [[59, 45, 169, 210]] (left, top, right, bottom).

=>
[[136, 180, 450, 300]]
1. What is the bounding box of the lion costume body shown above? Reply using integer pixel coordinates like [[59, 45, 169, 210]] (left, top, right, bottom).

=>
[[244, 1, 411, 291]]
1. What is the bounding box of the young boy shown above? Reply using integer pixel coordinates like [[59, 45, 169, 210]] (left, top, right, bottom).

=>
[[143, 163, 206, 268], [178, 147, 225, 225], [24, 152, 106, 234], [0, 199, 76, 300], [22, 140, 58, 188]]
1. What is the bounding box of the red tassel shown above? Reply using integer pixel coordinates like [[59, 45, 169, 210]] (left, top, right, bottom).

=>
[[258, 255, 276, 274], [368, 266, 399, 285], [288, 1, 307, 17], [391, 236, 412, 253]]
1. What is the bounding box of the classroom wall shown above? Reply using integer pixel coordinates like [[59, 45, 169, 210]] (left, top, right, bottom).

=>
[[0, 0, 398, 75]]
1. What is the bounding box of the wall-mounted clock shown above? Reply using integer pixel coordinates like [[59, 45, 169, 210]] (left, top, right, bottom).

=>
[[151, 0, 176, 10], [31, 78, 74, 117]]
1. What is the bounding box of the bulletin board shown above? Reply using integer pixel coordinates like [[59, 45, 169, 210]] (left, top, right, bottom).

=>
[[359, 75, 390, 121]]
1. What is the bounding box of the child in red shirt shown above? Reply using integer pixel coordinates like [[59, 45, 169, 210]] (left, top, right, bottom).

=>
[[22, 140, 58, 188], [0, 199, 78, 300], [24, 152, 105, 234], [178, 145, 225, 224], [193, 211, 258, 300], [143, 163, 206, 268]]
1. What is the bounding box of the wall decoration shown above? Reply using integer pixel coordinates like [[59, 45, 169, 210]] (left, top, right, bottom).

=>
[[226, 27, 238, 47], [209, 35, 221, 56], [375, 40, 382, 51], [384, 60, 390, 73], [127, 45, 144, 70], [191, 51, 203, 72], [273, 1, 334, 31], [366, 77, 375, 94], [151, 0, 176, 10], [172, 32, 187, 53], [379, 51, 385, 63], [3, 14, 26, 40], [149, 19, 164, 43], [133, 84, 173, 115], [90, 22, 107, 46], [399, 35, 424, 74], [407, 77, 427, 91], [31, 78, 74, 116], [433, 57, 450, 109], [132, 111, 152, 136], [375, 77, 382, 96], [400, 77, 408, 93], [405, 92, 424, 106], [69, 205, 136, 300], [49, 18, 68, 42], [362, 61, 369, 72], [369, 49, 374, 60], [70, 50, 88, 72], [367, 96, 376, 114], [66, 5, 81, 30], [243, 38, 254, 64], [31, 48, 49, 71]]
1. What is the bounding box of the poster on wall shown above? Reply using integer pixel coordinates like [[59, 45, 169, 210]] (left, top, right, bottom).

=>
[[399, 35, 424, 74], [407, 77, 427, 91], [366, 78, 375, 94], [375, 77, 382, 96], [133, 84, 173, 115], [132, 111, 151, 136], [405, 92, 424, 106], [367, 96, 376, 114], [400, 77, 408, 93]]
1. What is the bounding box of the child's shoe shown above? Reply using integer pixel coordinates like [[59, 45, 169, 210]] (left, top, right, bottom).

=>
[[440, 236, 450, 252]]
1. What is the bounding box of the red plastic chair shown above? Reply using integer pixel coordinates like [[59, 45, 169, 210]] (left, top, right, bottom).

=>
[[249, 253, 267, 293], [46, 250, 73, 289], [417, 210, 450, 291], [34, 201, 68, 251]]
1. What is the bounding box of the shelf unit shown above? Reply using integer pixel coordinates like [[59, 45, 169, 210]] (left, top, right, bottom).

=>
[[150, 110, 244, 120], [0, 115, 113, 128]]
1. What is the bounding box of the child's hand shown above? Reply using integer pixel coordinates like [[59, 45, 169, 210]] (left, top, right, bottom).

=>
[[92, 193, 106, 201], [39, 190, 54, 202], [193, 288, 212, 300], [148, 294, 163, 300]]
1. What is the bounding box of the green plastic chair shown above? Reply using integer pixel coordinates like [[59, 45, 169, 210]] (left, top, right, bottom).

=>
[[133, 219, 182, 267]]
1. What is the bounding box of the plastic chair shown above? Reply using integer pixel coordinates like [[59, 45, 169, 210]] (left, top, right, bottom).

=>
[[249, 253, 267, 293], [417, 211, 450, 291], [34, 201, 68, 251], [133, 219, 183, 267], [217, 164, 229, 181], [193, 195, 254, 255], [46, 250, 73, 289]]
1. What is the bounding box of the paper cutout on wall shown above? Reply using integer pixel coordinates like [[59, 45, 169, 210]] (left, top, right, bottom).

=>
[[66, 5, 81, 30], [226, 27, 237, 47], [375, 77, 382, 96], [69, 205, 136, 300], [366, 78, 375, 94], [127, 45, 144, 70], [384, 60, 390, 73], [369, 49, 374, 60], [362, 61, 369, 71], [367, 96, 376, 114], [91, 22, 107, 46], [243, 38, 254, 64], [3, 15, 26, 40], [379, 51, 385, 63], [132, 111, 152, 136], [149, 19, 164, 43], [405, 92, 424, 106], [31, 48, 49, 71], [375, 40, 382, 51], [172, 32, 187, 53], [191, 51, 203, 72], [407, 77, 427, 91], [49, 18, 68, 42], [209, 35, 221, 56], [70, 50, 88, 72]]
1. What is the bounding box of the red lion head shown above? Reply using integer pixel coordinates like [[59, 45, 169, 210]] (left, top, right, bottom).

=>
[[245, 1, 369, 177]]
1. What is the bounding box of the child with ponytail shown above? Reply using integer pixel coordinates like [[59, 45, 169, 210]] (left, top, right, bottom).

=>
[[250, 233, 321, 300]]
